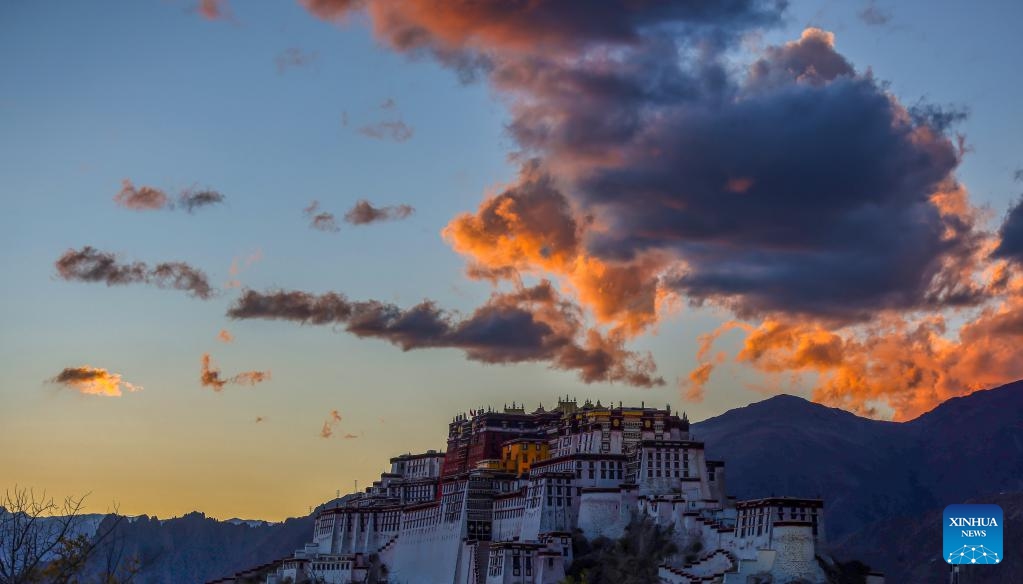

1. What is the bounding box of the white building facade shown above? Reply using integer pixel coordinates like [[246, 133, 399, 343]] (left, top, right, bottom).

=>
[[260, 400, 871, 584]]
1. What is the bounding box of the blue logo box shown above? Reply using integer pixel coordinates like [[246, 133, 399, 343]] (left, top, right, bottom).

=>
[[943, 504, 1003, 565]]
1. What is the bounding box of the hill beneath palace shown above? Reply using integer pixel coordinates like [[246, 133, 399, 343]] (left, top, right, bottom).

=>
[[692, 380, 1023, 582]]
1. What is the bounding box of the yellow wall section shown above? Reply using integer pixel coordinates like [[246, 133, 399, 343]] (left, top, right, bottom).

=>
[[501, 440, 550, 476]]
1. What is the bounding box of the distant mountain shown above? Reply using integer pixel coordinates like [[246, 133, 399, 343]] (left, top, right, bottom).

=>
[[692, 380, 1022, 580], [692, 380, 1023, 539], [81, 511, 313, 584]]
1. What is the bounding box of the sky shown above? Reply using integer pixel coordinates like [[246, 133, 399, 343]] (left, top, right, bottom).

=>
[[1, 0, 1022, 522]]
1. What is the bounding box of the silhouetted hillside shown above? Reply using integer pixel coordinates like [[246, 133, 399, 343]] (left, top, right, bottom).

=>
[[83, 511, 313, 584], [692, 380, 1023, 540]]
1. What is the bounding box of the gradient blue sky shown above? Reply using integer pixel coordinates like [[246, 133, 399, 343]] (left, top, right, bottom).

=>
[[1, 0, 1021, 520]]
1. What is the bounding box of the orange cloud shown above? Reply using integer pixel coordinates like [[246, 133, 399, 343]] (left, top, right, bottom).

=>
[[217, 329, 234, 343], [50, 366, 142, 397], [679, 364, 712, 403], [679, 324, 740, 403], [198, 0, 229, 20], [321, 409, 343, 438], [442, 164, 673, 337], [114, 179, 169, 211], [200, 353, 271, 392], [696, 275, 1023, 420], [225, 250, 262, 289]]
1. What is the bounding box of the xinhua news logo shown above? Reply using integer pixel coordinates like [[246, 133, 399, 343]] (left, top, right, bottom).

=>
[[943, 504, 1003, 565]]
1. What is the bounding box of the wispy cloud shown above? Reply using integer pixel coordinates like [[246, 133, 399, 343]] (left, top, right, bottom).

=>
[[225, 249, 263, 289], [320, 409, 342, 438], [217, 329, 234, 343], [304, 201, 340, 232], [56, 246, 214, 299], [178, 188, 225, 213], [227, 281, 663, 387], [49, 366, 142, 397], [358, 120, 414, 142], [275, 47, 318, 74], [343, 200, 414, 225], [357, 98, 414, 142], [859, 1, 892, 26], [200, 353, 271, 391]]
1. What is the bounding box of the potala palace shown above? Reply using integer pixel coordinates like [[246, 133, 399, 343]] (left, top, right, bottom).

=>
[[226, 399, 885, 584]]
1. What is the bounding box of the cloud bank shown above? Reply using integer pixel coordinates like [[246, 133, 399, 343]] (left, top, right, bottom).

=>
[[298, 0, 1023, 418], [227, 280, 662, 387]]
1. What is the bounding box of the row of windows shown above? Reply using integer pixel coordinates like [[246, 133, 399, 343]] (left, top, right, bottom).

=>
[[646, 448, 688, 461], [312, 561, 351, 572], [494, 507, 525, 520], [646, 468, 690, 478], [644, 459, 688, 470], [338, 511, 401, 532], [735, 506, 819, 538], [402, 507, 441, 529]]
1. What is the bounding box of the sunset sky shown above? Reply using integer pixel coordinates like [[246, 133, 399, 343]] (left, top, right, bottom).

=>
[[2, 0, 1022, 522]]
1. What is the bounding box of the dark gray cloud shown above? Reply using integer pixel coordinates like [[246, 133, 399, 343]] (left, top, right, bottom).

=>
[[858, 1, 892, 26], [503, 28, 980, 322], [993, 197, 1023, 264], [178, 188, 225, 213], [344, 200, 415, 225], [55, 246, 214, 299], [909, 102, 969, 133], [579, 73, 969, 319], [227, 281, 663, 387]]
